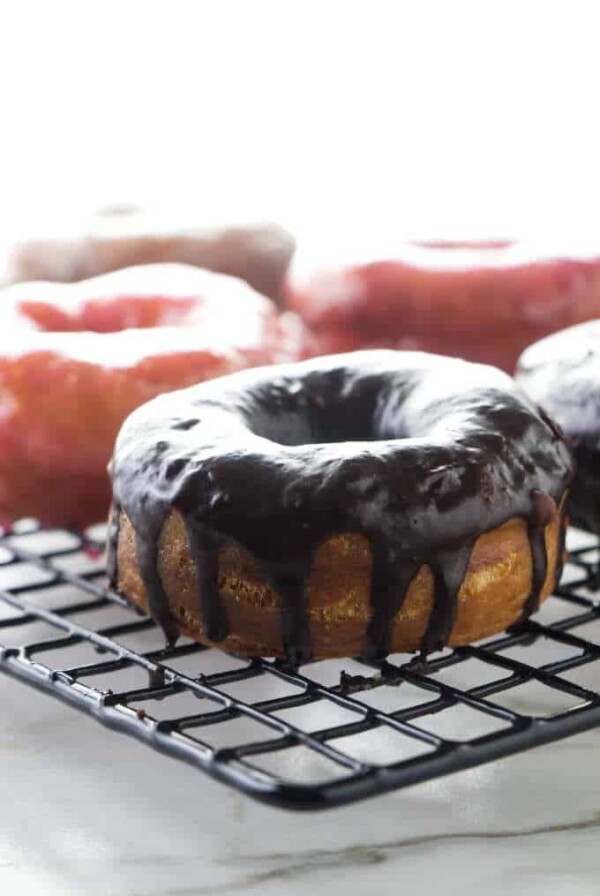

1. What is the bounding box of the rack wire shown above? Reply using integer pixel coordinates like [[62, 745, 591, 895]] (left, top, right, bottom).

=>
[[1, 520, 599, 811]]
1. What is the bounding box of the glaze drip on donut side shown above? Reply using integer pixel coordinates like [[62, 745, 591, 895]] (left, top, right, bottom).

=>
[[108, 351, 573, 662], [421, 542, 476, 655], [518, 491, 555, 623], [184, 519, 228, 643], [364, 541, 421, 660], [135, 526, 180, 645], [264, 558, 314, 666], [106, 501, 121, 586]]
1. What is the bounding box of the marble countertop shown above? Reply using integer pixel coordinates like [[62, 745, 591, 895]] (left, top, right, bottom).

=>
[[1, 669, 599, 896]]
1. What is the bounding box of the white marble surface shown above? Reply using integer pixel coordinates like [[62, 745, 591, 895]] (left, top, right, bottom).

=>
[[1, 666, 600, 896]]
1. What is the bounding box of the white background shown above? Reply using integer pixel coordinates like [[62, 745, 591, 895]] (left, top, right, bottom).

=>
[[1, 0, 600, 249]]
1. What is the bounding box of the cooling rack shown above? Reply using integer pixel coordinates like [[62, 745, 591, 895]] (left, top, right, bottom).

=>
[[1, 520, 599, 811]]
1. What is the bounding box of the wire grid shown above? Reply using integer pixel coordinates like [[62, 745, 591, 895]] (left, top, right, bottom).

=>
[[0, 520, 599, 811]]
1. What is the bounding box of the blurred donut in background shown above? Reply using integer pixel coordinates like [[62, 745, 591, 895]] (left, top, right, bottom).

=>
[[286, 239, 600, 371], [517, 319, 600, 535], [0, 263, 307, 528], [6, 208, 296, 304]]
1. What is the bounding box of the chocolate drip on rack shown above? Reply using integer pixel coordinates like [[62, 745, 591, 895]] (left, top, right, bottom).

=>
[[107, 352, 574, 661]]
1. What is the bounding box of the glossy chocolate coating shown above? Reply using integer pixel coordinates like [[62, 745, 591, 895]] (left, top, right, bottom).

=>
[[517, 320, 600, 534], [108, 350, 573, 662]]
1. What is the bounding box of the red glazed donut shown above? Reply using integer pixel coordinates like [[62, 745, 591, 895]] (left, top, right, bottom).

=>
[[0, 264, 305, 528], [287, 239, 600, 371]]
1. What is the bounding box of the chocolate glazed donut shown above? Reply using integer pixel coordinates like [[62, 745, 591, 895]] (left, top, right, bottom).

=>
[[517, 320, 600, 534], [108, 351, 573, 663]]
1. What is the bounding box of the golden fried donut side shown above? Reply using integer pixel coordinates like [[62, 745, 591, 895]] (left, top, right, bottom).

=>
[[114, 495, 565, 659]]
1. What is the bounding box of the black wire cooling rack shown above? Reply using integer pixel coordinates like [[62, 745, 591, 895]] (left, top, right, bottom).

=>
[[1, 520, 599, 811]]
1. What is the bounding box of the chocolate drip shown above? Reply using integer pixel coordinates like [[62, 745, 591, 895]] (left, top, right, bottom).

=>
[[521, 525, 548, 621], [108, 351, 574, 662], [519, 490, 555, 622], [184, 519, 229, 643], [365, 541, 421, 661], [261, 556, 313, 665], [554, 498, 568, 588], [135, 526, 179, 645], [106, 502, 121, 587], [421, 542, 475, 655]]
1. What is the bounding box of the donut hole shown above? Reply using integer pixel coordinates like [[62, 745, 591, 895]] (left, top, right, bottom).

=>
[[241, 366, 411, 446], [411, 239, 514, 251], [18, 293, 199, 333], [244, 394, 379, 446]]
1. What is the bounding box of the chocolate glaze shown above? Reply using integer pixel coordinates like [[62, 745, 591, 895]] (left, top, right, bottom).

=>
[[108, 350, 573, 662], [517, 321, 600, 534], [106, 501, 120, 586]]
